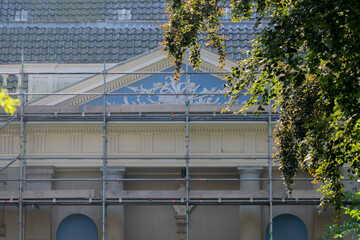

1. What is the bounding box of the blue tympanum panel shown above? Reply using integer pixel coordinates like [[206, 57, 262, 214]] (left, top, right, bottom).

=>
[[83, 66, 249, 106], [57, 214, 98, 240], [265, 214, 307, 240]]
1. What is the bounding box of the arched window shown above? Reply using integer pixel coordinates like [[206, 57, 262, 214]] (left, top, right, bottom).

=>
[[266, 214, 307, 240], [57, 214, 98, 240]]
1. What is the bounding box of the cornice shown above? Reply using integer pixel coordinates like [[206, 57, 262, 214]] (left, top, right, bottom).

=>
[[0, 127, 19, 134], [189, 127, 267, 133], [0, 124, 267, 134], [66, 57, 174, 106]]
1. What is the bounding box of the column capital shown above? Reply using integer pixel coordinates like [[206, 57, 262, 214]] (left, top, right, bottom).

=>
[[26, 166, 55, 190], [26, 166, 55, 176], [106, 166, 126, 178], [237, 166, 263, 172], [237, 166, 263, 179]]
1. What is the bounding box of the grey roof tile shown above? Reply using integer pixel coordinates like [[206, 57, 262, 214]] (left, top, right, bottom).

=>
[[1, 0, 168, 22], [0, 23, 262, 63], [0, 0, 266, 64]]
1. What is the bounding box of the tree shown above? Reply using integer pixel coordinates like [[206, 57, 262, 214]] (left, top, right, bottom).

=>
[[162, 0, 360, 212], [0, 89, 19, 115], [320, 191, 360, 239]]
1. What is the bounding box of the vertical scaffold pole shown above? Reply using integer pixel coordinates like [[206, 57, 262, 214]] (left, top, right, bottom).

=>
[[21, 56, 27, 240], [22, 121, 27, 240], [18, 52, 25, 240], [185, 51, 190, 240], [268, 84, 273, 240], [102, 62, 108, 240]]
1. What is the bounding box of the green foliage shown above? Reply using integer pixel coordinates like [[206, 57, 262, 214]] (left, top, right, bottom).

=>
[[320, 192, 360, 239], [0, 88, 19, 115], [162, 0, 227, 80], [163, 0, 360, 212]]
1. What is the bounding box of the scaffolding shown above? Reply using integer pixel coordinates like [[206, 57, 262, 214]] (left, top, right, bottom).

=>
[[0, 53, 342, 240]]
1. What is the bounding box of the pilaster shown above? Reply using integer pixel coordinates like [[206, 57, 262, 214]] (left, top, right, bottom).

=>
[[26, 167, 54, 240], [107, 166, 126, 240], [237, 166, 263, 240]]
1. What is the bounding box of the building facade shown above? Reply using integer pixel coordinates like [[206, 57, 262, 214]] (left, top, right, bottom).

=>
[[0, 1, 354, 240]]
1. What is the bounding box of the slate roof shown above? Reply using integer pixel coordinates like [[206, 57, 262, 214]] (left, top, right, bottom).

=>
[[0, 25, 164, 63], [0, 0, 263, 64], [0, 0, 168, 21]]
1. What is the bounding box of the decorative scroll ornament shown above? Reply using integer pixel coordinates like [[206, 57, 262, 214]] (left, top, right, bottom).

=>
[[118, 76, 227, 105]]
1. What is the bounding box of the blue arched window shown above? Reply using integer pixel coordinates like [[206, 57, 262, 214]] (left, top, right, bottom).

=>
[[266, 214, 307, 240], [57, 214, 98, 240]]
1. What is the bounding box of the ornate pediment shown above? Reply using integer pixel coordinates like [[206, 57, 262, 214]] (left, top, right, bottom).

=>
[[29, 48, 237, 106]]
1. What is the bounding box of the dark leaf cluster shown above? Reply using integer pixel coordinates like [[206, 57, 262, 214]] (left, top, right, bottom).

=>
[[163, 0, 360, 212]]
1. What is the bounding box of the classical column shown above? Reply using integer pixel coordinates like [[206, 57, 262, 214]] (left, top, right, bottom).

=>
[[26, 167, 54, 190], [26, 167, 54, 240], [238, 166, 263, 240], [107, 167, 126, 240]]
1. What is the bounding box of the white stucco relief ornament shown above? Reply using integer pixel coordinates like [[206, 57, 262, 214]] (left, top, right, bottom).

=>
[[173, 205, 194, 216], [122, 76, 226, 105], [172, 184, 194, 240], [0, 74, 8, 87], [172, 184, 194, 215]]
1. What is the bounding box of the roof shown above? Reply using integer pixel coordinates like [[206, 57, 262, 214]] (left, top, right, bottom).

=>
[[0, 24, 163, 63], [0, 0, 168, 22], [0, 0, 263, 64]]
